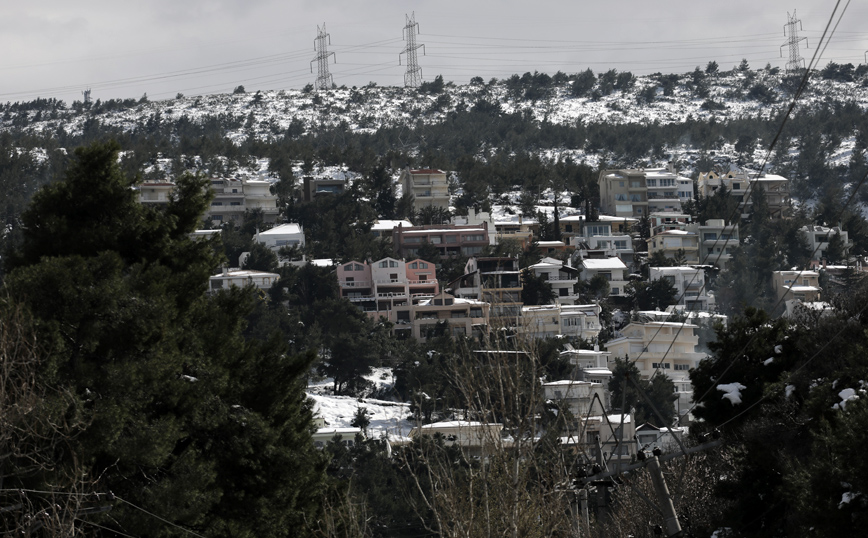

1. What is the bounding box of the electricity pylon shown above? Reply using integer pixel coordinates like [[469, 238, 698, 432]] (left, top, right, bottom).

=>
[[311, 23, 336, 90], [399, 12, 425, 88], [780, 10, 808, 72]]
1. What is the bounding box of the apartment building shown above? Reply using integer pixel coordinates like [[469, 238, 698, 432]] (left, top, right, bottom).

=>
[[697, 169, 790, 219], [644, 166, 693, 214], [648, 266, 713, 311], [599, 165, 693, 218], [494, 215, 539, 248], [207, 178, 279, 225], [393, 223, 490, 259], [400, 167, 450, 212], [685, 219, 740, 270], [605, 321, 704, 381], [598, 169, 648, 217], [581, 257, 629, 299]]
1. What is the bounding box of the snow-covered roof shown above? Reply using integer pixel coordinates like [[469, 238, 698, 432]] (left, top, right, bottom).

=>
[[311, 258, 335, 267], [373, 219, 414, 231], [418, 421, 499, 429], [582, 258, 627, 270], [260, 223, 302, 235], [212, 270, 279, 278], [786, 285, 821, 292], [537, 240, 566, 247], [404, 227, 486, 234]]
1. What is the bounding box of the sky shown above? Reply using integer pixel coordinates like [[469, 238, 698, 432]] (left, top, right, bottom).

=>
[[1, 1, 866, 105]]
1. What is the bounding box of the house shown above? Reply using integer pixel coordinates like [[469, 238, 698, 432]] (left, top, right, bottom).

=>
[[647, 230, 700, 263], [137, 181, 175, 205], [560, 414, 636, 467], [494, 215, 539, 249], [561, 215, 636, 268], [256, 223, 305, 252], [336, 257, 439, 323], [580, 257, 629, 299], [303, 175, 347, 201], [604, 321, 704, 381], [560, 304, 603, 341], [410, 421, 503, 458], [648, 266, 713, 311], [560, 345, 612, 386], [519, 305, 562, 338], [542, 380, 607, 434], [527, 257, 580, 304], [452, 257, 523, 327], [635, 423, 687, 454], [394, 223, 490, 259], [649, 212, 693, 235], [400, 167, 450, 212], [685, 219, 740, 270], [312, 427, 362, 449], [771, 270, 821, 303], [799, 225, 851, 262], [410, 292, 489, 341], [209, 268, 280, 294]]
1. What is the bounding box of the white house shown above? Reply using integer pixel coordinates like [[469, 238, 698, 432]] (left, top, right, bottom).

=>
[[527, 257, 580, 304], [648, 266, 713, 311], [581, 257, 629, 298], [209, 269, 280, 294], [257, 223, 305, 252]]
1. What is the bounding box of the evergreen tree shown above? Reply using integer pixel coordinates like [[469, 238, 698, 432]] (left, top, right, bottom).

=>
[[3, 141, 326, 537]]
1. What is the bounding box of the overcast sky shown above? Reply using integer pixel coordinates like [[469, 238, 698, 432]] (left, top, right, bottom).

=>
[[1, 1, 865, 104]]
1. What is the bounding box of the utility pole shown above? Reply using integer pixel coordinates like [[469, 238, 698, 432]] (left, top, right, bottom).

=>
[[399, 12, 425, 88], [310, 23, 336, 91], [780, 10, 808, 73], [647, 454, 682, 537], [579, 489, 591, 537]]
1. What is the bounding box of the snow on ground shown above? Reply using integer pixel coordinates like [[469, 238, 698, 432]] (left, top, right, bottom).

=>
[[307, 367, 415, 440]]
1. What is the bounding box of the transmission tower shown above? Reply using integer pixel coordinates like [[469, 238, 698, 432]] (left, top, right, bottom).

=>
[[399, 12, 425, 88], [82, 88, 92, 105], [780, 10, 808, 72], [310, 23, 336, 90]]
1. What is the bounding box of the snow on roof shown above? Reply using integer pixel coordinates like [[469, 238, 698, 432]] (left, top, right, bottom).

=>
[[410, 169, 446, 174], [785, 285, 821, 292], [582, 258, 627, 270], [561, 348, 611, 356], [543, 379, 598, 386], [418, 421, 499, 429], [372, 219, 414, 230], [212, 270, 279, 278], [404, 227, 486, 234], [311, 258, 335, 267], [537, 240, 566, 247], [259, 223, 302, 235]]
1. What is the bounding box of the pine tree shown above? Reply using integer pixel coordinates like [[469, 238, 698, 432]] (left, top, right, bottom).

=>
[[3, 141, 326, 537]]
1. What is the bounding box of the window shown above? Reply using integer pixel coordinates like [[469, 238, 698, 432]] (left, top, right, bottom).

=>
[[404, 237, 422, 244], [652, 362, 671, 369], [675, 364, 690, 371], [732, 183, 741, 190], [631, 181, 641, 188], [611, 287, 620, 295], [419, 262, 428, 269], [379, 261, 389, 268], [445, 235, 457, 243], [463, 234, 485, 242], [430, 236, 442, 244], [630, 194, 642, 202], [211, 202, 223, 206], [615, 193, 628, 201], [614, 240, 627, 250], [565, 225, 573, 232], [647, 179, 656, 187]]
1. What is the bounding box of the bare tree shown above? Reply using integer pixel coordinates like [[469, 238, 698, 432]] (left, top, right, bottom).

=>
[[0, 301, 99, 536]]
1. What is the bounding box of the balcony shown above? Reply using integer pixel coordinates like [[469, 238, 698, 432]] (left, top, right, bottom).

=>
[[340, 280, 373, 288]]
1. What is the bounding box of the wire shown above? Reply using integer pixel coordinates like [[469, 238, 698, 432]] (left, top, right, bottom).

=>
[[115, 496, 208, 538]]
